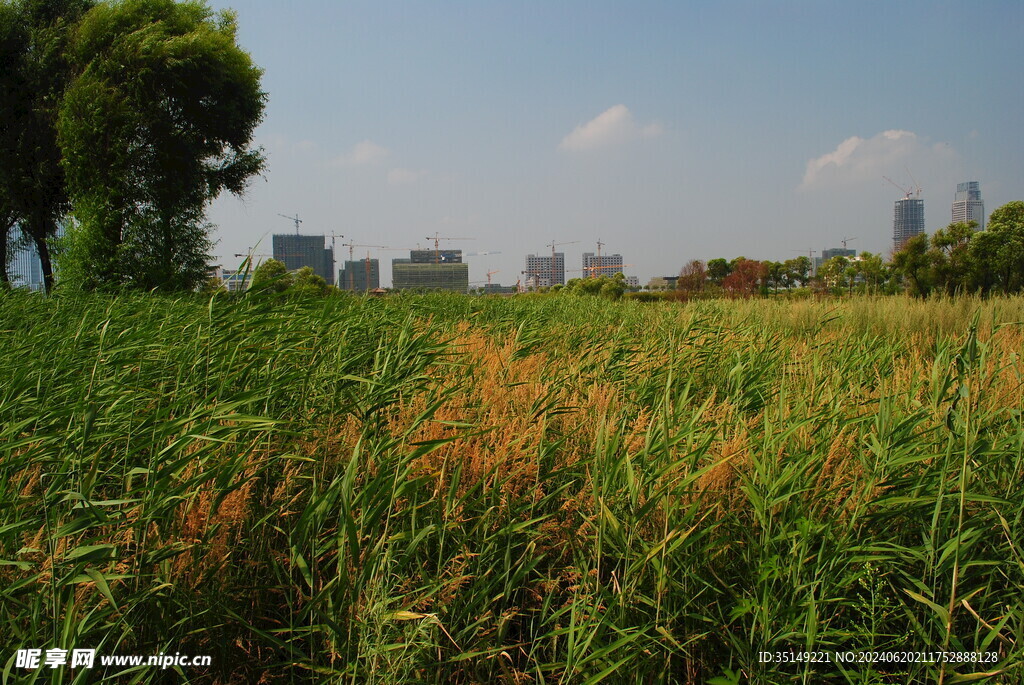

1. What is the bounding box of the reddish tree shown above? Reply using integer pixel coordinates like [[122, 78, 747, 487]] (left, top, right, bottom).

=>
[[721, 258, 766, 297], [677, 259, 707, 297]]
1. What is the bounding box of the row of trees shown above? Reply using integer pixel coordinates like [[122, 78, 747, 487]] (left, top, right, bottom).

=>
[[670, 202, 1024, 299], [892, 203, 1024, 297], [1, 0, 265, 293], [675, 256, 815, 298]]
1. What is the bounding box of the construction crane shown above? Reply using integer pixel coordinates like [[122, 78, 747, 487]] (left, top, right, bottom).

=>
[[425, 232, 473, 264], [520, 269, 544, 293], [883, 176, 914, 200], [329, 231, 344, 255], [841, 236, 857, 250], [341, 242, 389, 262], [905, 166, 922, 198], [792, 248, 817, 260], [546, 240, 579, 286], [278, 213, 302, 235], [338, 243, 388, 290], [568, 263, 635, 278], [468, 270, 502, 291], [588, 239, 606, 278]]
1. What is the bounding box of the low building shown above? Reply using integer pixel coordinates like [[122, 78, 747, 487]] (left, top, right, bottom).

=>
[[392, 251, 469, 291], [207, 266, 252, 292], [646, 276, 678, 290]]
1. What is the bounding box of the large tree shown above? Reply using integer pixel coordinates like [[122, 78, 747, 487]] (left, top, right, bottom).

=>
[[0, 0, 94, 292], [929, 221, 977, 295], [891, 233, 933, 297], [972, 202, 1024, 295], [57, 0, 265, 291]]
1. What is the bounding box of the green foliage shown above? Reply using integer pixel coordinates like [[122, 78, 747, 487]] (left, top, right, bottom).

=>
[[817, 255, 850, 294], [0, 0, 95, 292], [562, 272, 626, 299], [250, 258, 292, 293], [2, 291, 1024, 682], [249, 259, 333, 299], [890, 204, 1024, 297], [291, 265, 330, 297], [977, 201, 1024, 294], [892, 233, 933, 297], [707, 257, 731, 285], [55, 0, 265, 291]]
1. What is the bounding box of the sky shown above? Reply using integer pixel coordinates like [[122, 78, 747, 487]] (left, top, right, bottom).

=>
[[204, 0, 1024, 288]]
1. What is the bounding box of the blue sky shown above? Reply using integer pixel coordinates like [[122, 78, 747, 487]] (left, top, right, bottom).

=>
[[205, 1, 1024, 288]]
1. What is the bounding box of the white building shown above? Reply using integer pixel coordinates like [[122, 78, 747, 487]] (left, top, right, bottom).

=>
[[525, 253, 564, 287], [951, 181, 985, 230], [582, 252, 624, 278]]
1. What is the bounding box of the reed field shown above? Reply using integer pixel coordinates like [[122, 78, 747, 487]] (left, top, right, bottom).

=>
[[2, 290, 1023, 684]]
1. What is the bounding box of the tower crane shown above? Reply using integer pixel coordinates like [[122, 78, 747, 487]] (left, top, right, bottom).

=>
[[905, 166, 922, 198], [425, 232, 473, 264], [883, 176, 914, 200], [568, 263, 635, 278], [278, 213, 302, 234], [341, 242, 389, 262], [546, 240, 579, 286], [339, 243, 388, 290], [520, 269, 543, 293], [841, 236, 857, 250]]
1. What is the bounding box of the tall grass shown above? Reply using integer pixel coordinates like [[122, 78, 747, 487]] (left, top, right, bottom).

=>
[[1, 290, 1022, 683]]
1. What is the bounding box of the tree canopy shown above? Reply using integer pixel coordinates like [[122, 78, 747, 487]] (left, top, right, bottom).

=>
[[57, 0, 266, 291], [0, 0, 94, 292]]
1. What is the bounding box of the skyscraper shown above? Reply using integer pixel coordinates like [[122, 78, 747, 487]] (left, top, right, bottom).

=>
[[951, 181, 985, 230], [272, 234, 334, 285], [893, 197, 925, 251]]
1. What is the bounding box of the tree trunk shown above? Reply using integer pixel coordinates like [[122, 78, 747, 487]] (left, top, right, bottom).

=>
[[31, 230, 54, 294], [0, 219, 10, 289]]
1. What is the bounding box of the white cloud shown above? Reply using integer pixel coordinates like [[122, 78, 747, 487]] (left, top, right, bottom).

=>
[[332, 140, 389, 167], [800, 129, 954, 189], [558, 105, 662, 152], [387, 167, 426, 185]]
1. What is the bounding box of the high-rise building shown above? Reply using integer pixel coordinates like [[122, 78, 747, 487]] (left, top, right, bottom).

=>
[[339, 258, 380, 291], [392, 250, 468, 291], [893, 197, 925, 251], [5, 225, 44, 291], [952, 181, 985, 230], [272, 234, 334, 285], [525, 253, 565, 287], [581, 252, 624, 278]]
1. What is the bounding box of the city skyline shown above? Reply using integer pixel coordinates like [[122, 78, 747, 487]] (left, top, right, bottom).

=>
[[196, 1, 1022, 288]]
